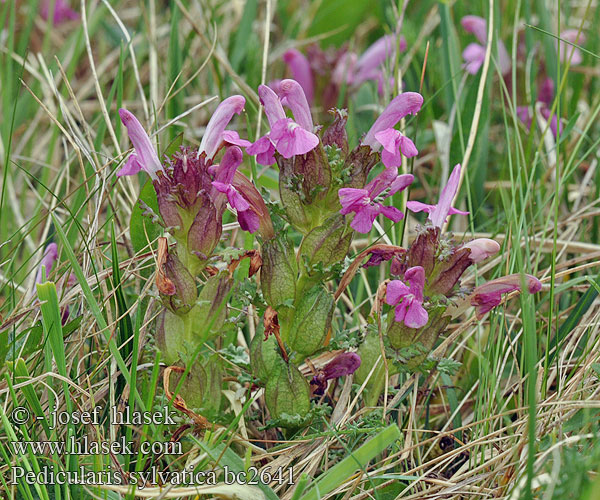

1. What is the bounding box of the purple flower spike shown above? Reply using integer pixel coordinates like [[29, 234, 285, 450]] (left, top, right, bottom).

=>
[[471, 273, 542, 319], [362, 92, 424, 149], [462, 238, 500, 263], [311, 352, 361, 395], [461, 15, 511, 76], [199, 96, 246, 160], [41, 0, 79, 25], [407, 164, 469, 228], [386, 266, 428, 328], [282, 49, 314, 105], [559, 30, 586, 66], [36, 243, 58, 284], [374, 128, 418, 168], [118, 109, 164, 180], [279, 79, 314, 131], [339, 171, 413, 233]]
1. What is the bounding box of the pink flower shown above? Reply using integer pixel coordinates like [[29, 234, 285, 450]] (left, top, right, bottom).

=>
[[339, 170, 413, 233], [462, 238, 500, 263], [407, 164, 469, 227], [362, 92, 423, 159], [117, 109, 164, 180], [248, 83, 319, 164], [41, 0, 78, 25], [199, 95, 246, 159], [558, 29, 586, 66], [386, 266, 428, 328], [374, 128, 418, 168], [282, 49, 314, 105], [211, 147, 259, 234], [461, 16, 510, 76], [471, 273, 542, 319]]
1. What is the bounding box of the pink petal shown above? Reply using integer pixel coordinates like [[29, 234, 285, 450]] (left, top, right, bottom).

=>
[[350, 205, 380, 233], [222, 130, 252, 148], [461, 16, 488, 45], [213, 146, 244, 185], [338, 188, 369, 214], [332, 52, 358, 85], [279, 79, 314, 131], [282, 50, 314, 105], [246, 135, 276, 165], [119, 109, 163, 179], [462, 43, 486, 74], [386, 280, 410, 305], [258, 85, 286, 128], [374, 128, 400, 154], [406, 200, 435, 214], [270, 119, 319, 158], [199, 95, 246, 159], [379, 205, 404, 223], [559, 30, 586, 66], [237, 208, 260, 234], [388, 174, 415, 196], [471, 273, 541, 318], [354, 35, 401, 86], [117, 153, 143, 177], [429, 164, 462, 228], [404, 301, 428, 329], [394, 301, 410, 323], [41, 0, 79, 25], [363, 93, 424, 148], [404, 266, 425, 302]]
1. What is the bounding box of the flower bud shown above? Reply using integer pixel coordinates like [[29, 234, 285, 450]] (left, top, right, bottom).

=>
[[386, 305, 451, 369], [462, 238, 500, 263], [264, 360, 311, 426], [299, 214, 353, 274], [342, 145, 380, 189], [278, 147, 331, 205], [286, 285, 334, 358], [186, 196, 222, 262], [260, 234, 298, 308], [250, 331, 280, 383], [189, 272, 232, 342]]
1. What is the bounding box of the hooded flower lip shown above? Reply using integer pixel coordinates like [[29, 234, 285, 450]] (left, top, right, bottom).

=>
[[386, 266, 428, 328], [41, 0, 79, 25], [339, 171, 413, 233], [462, 238, 501, 263], [279, 79, 314, 131], [461, 15, 511, 76], [248, 82, 319, 164], [362, 92, 423, 150], [117, 109, 164, 180], [407, 164, 469, 228], [282, 49, 314, 105], [471, 273, 542, 319], [558, 29, 586, 66], [198, 95, 246, 160]]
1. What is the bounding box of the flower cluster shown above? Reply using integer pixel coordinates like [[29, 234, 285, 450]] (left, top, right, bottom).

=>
[[119, 76, 542, 426]]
